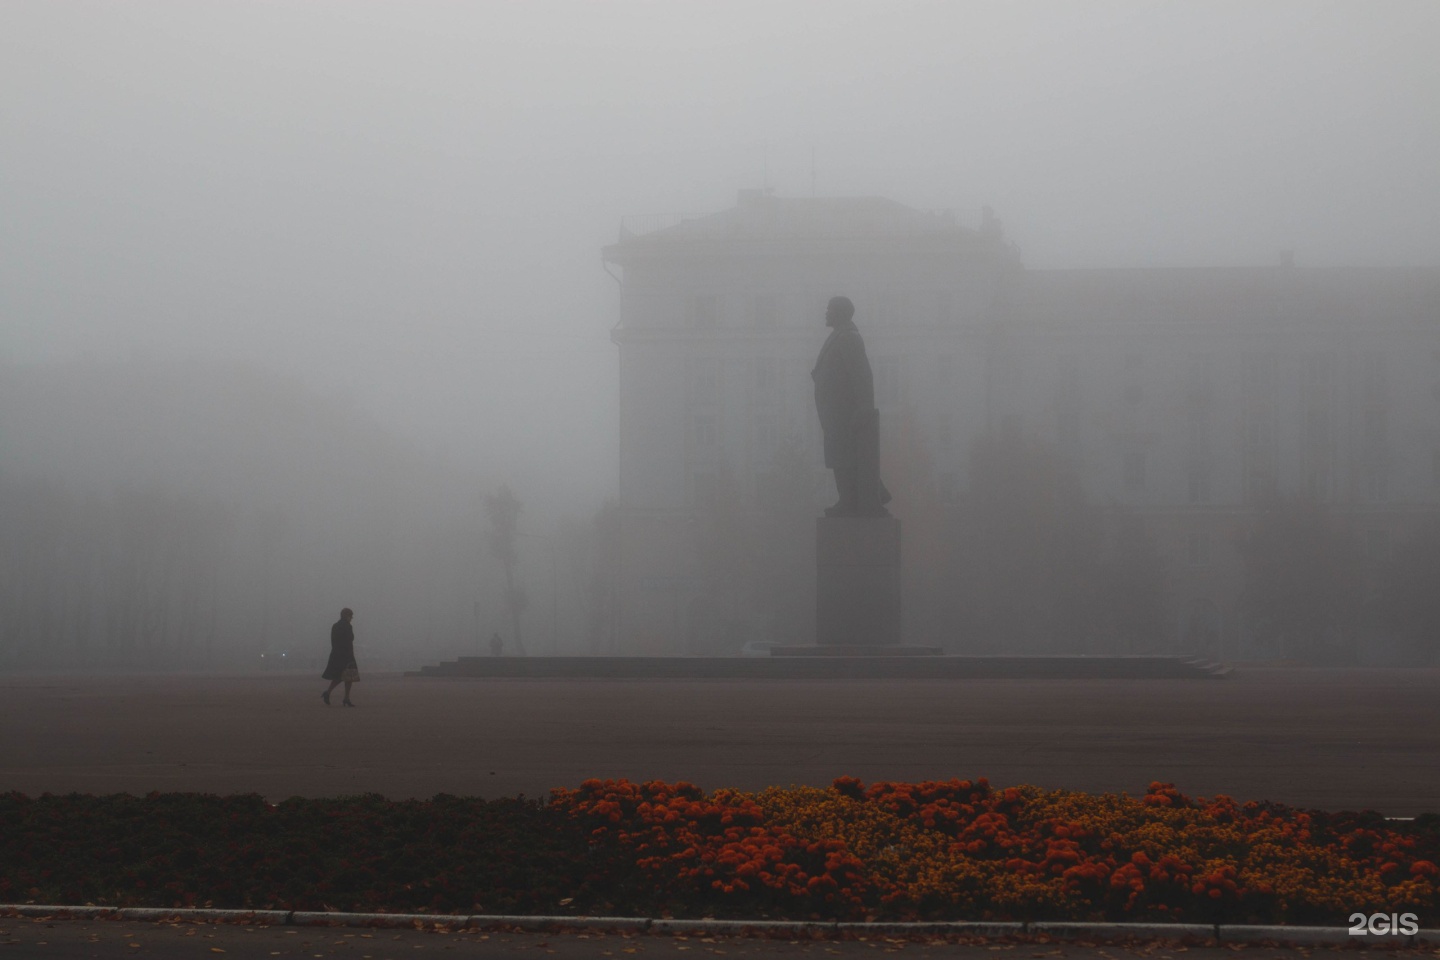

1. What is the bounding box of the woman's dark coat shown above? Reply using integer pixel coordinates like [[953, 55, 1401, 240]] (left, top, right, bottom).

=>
[[322, 618, 356, 680]]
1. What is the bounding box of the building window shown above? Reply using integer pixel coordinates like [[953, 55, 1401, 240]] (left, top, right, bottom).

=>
[[1186, 354, 1215, 406], [1186, 406, 1211, 503], [1187, 462, 1210, 504], [754, 470, 777, 506], [1240, 352, 1277, 502], [1187, 530, 1208, 567], [935, 291, 954, 323], [1057, 406, 1081, 459], [1363, 407, 1388, 501], [692, 471, 717, 512], [688, 358, 719, 399], [1360, 352, 1387, 405], [935, 354, 957, 384], [1364, 465, 1389, 502], [1303, 353, 1336, 403], [1245, 416, 1270, 449], [1358, 353, 1389, 501], [1122, 354, 1143, 406], [752, 295, 776, 329], [754, 416, 778, 460], [939, 471, 959, 502], [1306, 463, 1331, 502], [693, 415, 717, 448], [1365, 528, 1390, 564], [693, 295, 719, 328], [1056, 357, 1081, 457], [1305, 407, 1333, 446], [1363, 407, 1387, 448], [1304, 403, 1334, 502], [1184, 598, 1219, 653], [1242, 410, 1276, 501], [1244, 463, 1274, 502], [1123, 447, 1146, 491], [754, 357, 777, 391]]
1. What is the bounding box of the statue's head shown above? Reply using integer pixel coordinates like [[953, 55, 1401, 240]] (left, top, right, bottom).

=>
[[825, 296, 855, 327]]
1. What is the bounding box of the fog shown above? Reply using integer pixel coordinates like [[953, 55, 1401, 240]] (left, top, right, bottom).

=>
[[2, 2, 1438, 669]]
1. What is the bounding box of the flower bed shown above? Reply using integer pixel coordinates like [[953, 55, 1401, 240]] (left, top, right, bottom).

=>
[[3, 780, 1436, 924]]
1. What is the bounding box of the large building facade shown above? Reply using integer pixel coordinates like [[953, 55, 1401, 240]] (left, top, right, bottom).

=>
[[606, 190, 1440, 660]]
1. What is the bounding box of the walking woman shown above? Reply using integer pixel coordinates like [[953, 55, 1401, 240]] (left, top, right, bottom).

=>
[[322, 607, 360, 706]]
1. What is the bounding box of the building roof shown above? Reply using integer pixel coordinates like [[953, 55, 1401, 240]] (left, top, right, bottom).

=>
[[605, 190, 997, 265]]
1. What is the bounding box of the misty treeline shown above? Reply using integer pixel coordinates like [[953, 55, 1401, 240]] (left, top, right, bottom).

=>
[[688, 417, 1440, 665], [0, 359, 619, 670]]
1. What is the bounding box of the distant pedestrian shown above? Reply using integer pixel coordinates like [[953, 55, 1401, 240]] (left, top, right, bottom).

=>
[[322, 607, 360, 707], [489, 631, 503, 657]]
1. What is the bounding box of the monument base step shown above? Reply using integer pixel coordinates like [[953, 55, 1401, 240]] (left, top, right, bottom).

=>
[[769, 644, 942, 657], [407, 654, 1230, 680]]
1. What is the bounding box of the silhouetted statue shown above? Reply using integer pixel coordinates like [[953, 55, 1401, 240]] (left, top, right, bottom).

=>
[[812, 296, 891, 517]]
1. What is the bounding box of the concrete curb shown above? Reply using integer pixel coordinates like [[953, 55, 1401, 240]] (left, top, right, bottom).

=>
[[2, 905, 1435, 945], [117, 907, 292, 924], [833, 921, 1026, 937], [648, 918, 831, 936], [482, 915, 652, 932], [289, 910, 472, 928]]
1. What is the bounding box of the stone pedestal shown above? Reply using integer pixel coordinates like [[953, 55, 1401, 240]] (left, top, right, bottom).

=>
[[814, 516, 902, 647]]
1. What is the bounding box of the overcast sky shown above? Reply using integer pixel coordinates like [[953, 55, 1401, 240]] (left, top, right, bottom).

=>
[[3, 1, 1437, 512]]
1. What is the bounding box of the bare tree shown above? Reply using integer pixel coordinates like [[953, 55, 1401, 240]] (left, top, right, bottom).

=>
[[581, 499, 621, 654], [484, 484, 527, 656]]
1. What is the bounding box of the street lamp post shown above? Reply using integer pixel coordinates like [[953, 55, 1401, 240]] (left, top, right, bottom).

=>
[[516, 532, 560, 654]]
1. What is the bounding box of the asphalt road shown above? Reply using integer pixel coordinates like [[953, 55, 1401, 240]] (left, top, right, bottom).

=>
[[0, 668, 1436, 814], [2, 917, 1436, 960]]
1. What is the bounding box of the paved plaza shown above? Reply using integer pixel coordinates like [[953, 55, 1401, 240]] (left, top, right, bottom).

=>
[[0, 667, 1436, 815], [6, 916, 1439, 959]]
